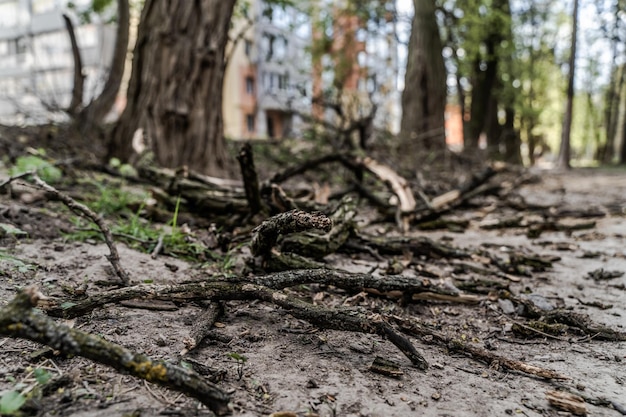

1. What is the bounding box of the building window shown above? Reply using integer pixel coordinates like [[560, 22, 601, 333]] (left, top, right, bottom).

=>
[[32, 0, 55, 14], [0, 41, 9, 56], [246, 114, 255, 133], [244, 39, 252, 57], [263, 33, 275, 61], [0, 2, 18, 28], [274, 37, 287, 60], [15, 37, 28, 56], [245, 76, 254, 94], [278, 73, 288, 90], [267, 115, 274, 138]]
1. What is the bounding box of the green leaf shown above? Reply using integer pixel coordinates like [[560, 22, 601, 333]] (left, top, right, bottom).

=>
[[34, 368, 51, 385], [9, 155, 62, 184], [227, 352, 247, 362], [0, 390, 27, 414], [0, 223, 27, 236]]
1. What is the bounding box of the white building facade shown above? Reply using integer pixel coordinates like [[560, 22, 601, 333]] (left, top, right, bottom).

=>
[[0, 0, 115, 124]]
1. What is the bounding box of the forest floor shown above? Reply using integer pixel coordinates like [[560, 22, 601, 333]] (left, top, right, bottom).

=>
[[0, 132, 625, 416]]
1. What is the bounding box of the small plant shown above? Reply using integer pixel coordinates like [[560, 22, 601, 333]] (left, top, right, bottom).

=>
[[85, 180, 148, 217], [0, 367, 52, 415], [0, 251, 36, 273], [0, 390, 26, 415], [227, 352, 247, 381], [108, 157, 137, 177], [9, 152, 62, 184]]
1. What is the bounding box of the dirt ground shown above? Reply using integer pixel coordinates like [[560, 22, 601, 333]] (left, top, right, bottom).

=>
[[1, 167, 625, 417]]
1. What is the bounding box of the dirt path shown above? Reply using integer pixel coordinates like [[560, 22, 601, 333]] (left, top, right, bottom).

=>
[[1, 169, 625, 416]]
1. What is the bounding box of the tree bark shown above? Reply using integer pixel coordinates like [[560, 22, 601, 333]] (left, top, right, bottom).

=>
[[78, 0, 130, 128], [557, 0, 579, 170], [63, 14, 84, 116], [108, 0, 235, 176], [400, 0, 447, 152]]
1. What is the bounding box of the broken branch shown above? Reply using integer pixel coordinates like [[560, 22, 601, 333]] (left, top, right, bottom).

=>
[[0, 287, 230, 415]]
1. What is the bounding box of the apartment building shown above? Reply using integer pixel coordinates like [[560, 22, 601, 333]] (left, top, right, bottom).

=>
[[0, 0, 401, 140], [311, 0, 401, 136], [223, 0, 401, 140], [223, 0, 312, 140], [0, 0, 115, 124]]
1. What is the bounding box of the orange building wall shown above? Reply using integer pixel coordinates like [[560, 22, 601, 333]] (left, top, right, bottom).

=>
[[444, 104, 464, 148]]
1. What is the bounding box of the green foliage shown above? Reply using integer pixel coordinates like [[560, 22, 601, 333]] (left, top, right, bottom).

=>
[[0, 223, 27, 237], [0, 367, 52, 415], [0, 390, 26, 415], [33, 369, 51, 385], [227, 352, 247, 362], [10, 153, 62, 184], [86, 181, 147, 217], [67, 0, 116, 23], [0, 251, 36, 273], [108, 158, 138, 178], [65, 200, 213, 263], [227, 352, 247, 380]]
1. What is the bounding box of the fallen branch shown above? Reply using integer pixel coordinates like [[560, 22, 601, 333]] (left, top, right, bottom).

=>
[[348, 234, 469, 259], [41, 277, 429, 368], [359, 156, 416, 231], [392, 315, 568, 380], [234, 283, 428, 370], [237, 143, 263, 215], [250, 209, 332, 257], [44, 269, 464, 319], [280, 196, 357, 259], [30, 173, 130, 285], [0, 287, 230, 415], [181, 302, 223, 355], [2, 172, 130, 285], [414, 164, 499, 224], [269, 153, 362, 184]]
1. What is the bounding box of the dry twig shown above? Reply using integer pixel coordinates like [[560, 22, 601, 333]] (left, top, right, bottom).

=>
[[29, 173, 130, 285]]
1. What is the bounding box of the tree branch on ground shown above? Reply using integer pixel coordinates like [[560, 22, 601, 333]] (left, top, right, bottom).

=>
[[28, 173, 130, 285], [0, 287, 231, 415]]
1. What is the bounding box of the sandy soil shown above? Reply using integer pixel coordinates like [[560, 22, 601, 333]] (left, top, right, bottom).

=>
[[1, 168, 625, 417]]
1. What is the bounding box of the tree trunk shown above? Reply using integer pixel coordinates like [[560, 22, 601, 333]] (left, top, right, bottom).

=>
[[108, 0, 235, 176], [601, 0, 621, 164], [63, 14, 84, 116], [557, 0, 579, 169], [400, 0, 447, 152], [619, 81, 626, 163], [79, 0, 130, 128], [503, 107, 522, 164]]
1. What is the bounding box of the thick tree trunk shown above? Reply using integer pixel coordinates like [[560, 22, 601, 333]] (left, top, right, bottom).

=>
[[400, 0, 447, 152], [557, 0, 579, 169], [63, 14, 84, 116], [465, 38, 498, 152], [109, 0, 235, 176], [79, 0, 130, 128]]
